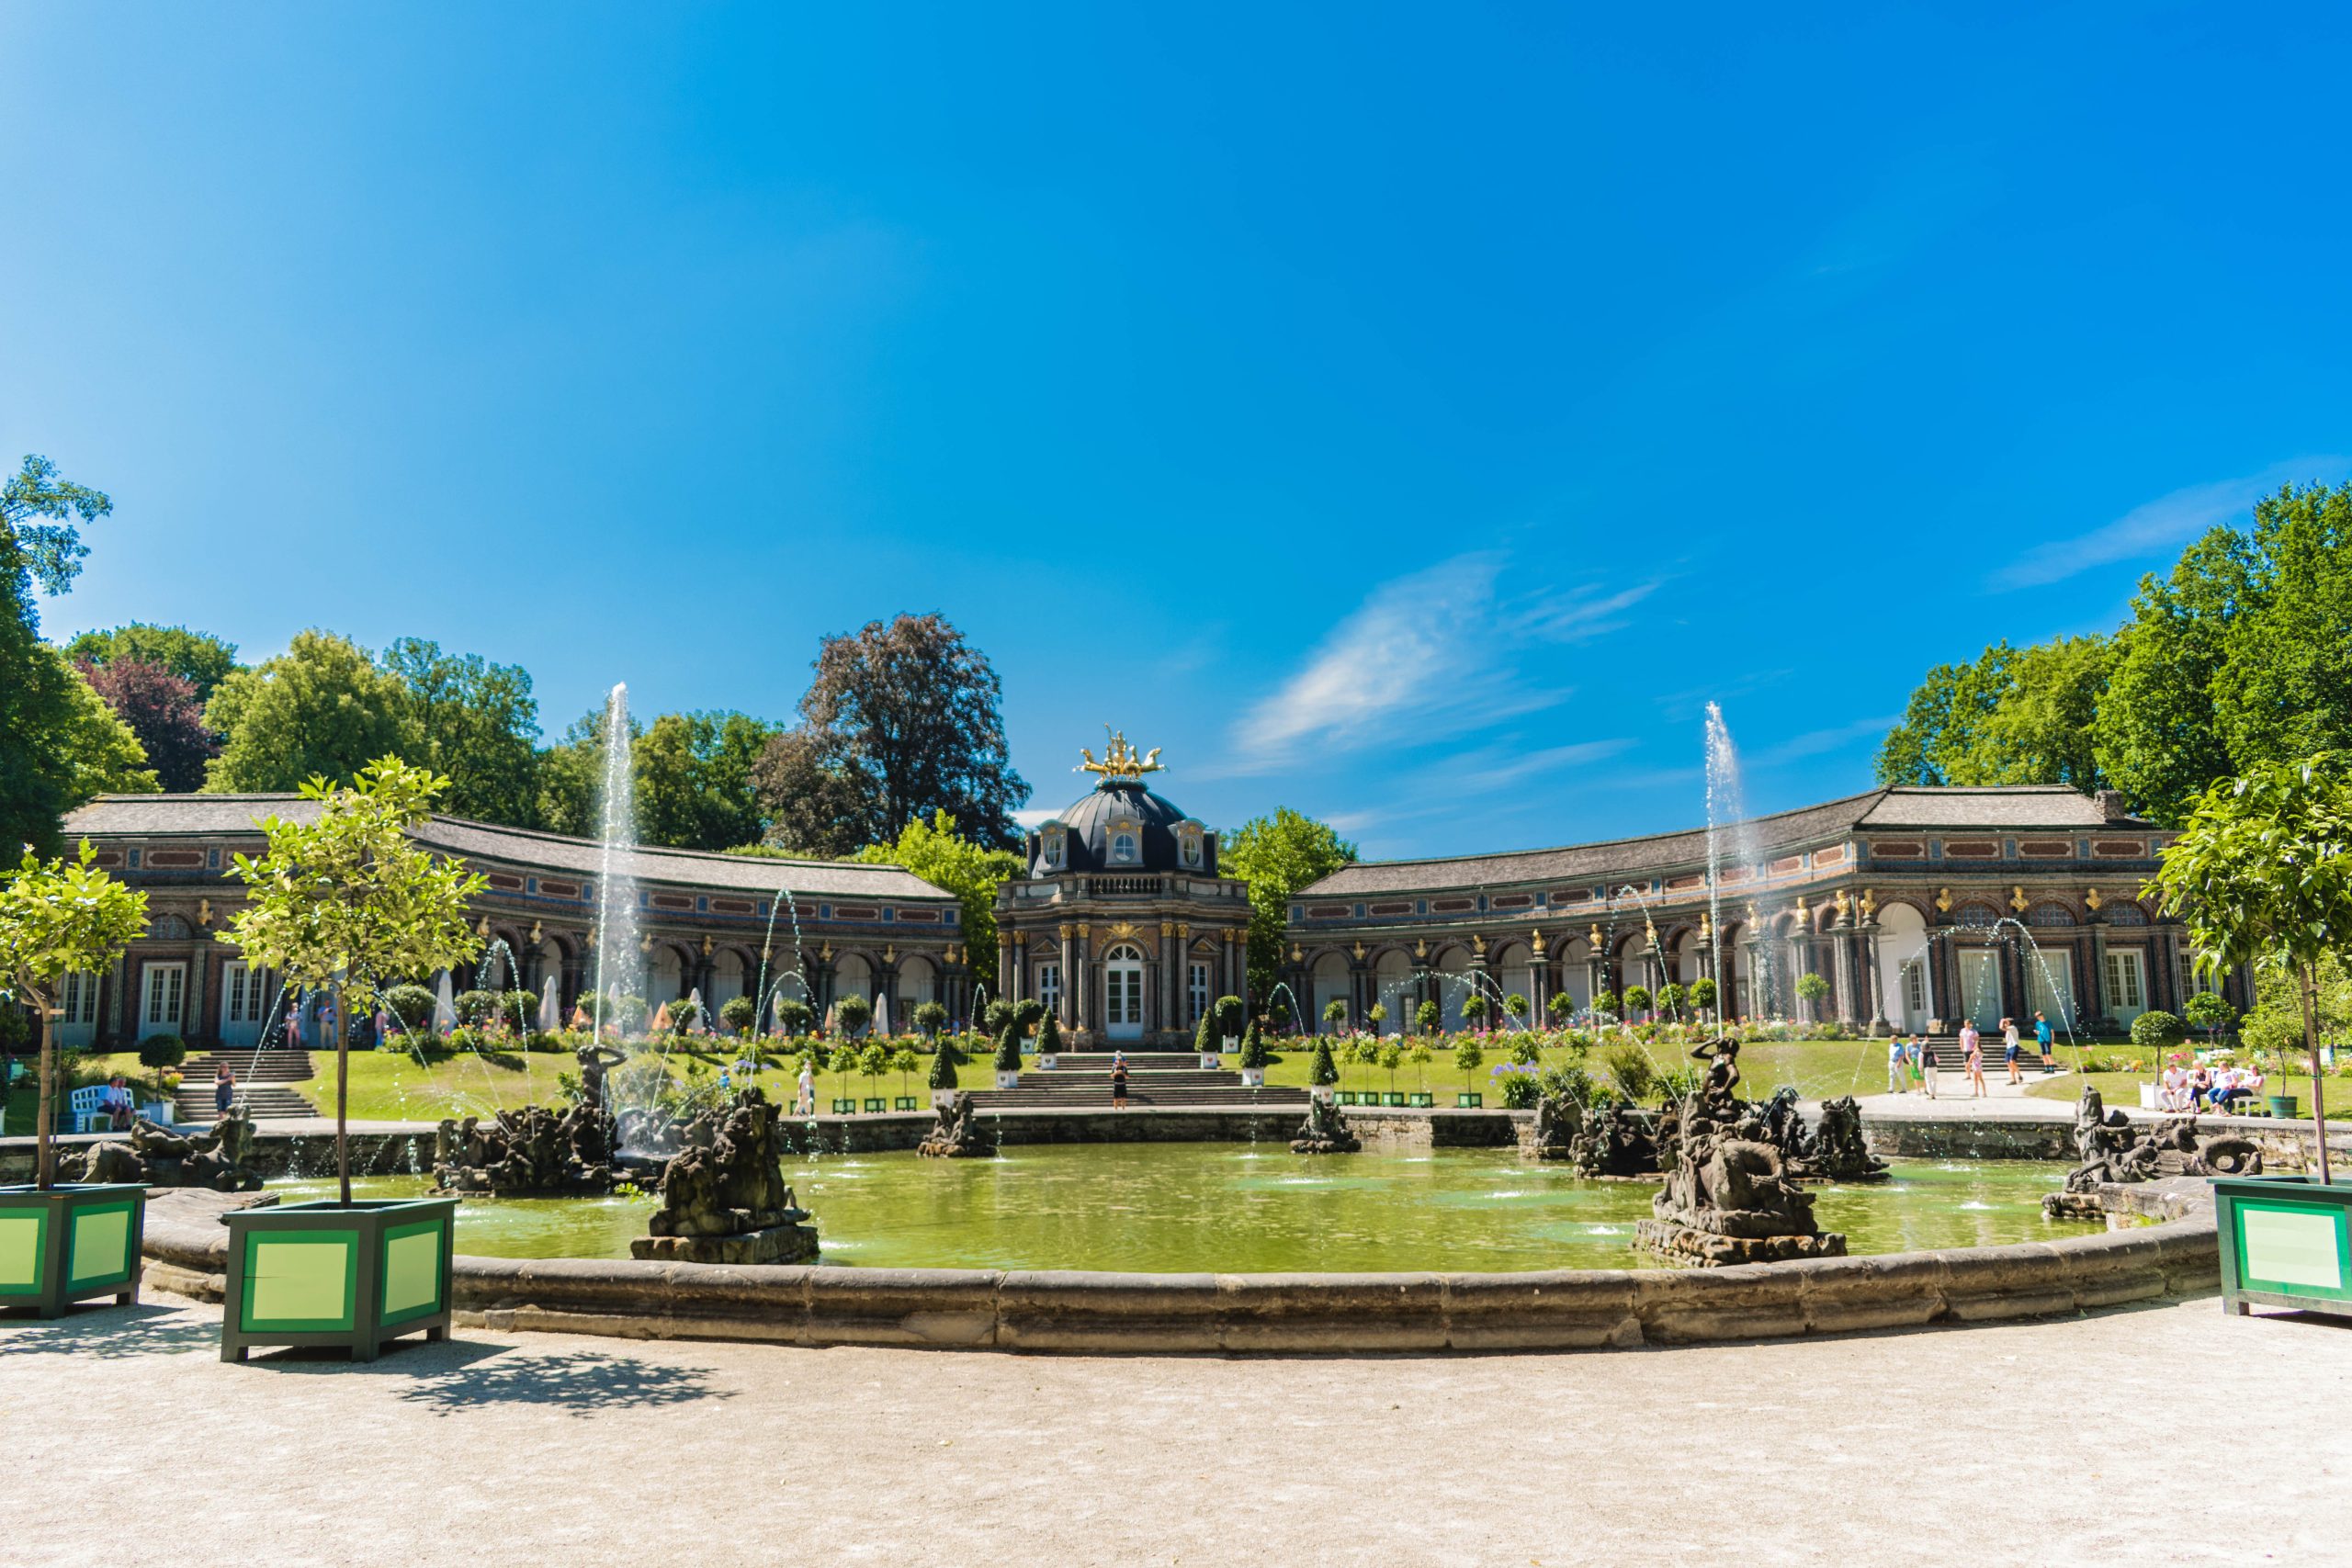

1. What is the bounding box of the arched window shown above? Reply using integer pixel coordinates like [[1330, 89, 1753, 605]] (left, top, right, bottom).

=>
[[1103, 943, 1145, 1033], [1112, 831, 1138, 863]]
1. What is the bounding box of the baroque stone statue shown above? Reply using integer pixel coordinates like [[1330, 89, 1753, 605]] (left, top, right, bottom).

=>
[[63, 1109, 263, 1192], [433, 1095, 622, 1196], [1636, 1087, 1847, 1267], [1566, 1100, 1661, 1179], [2046, 1085, 2260, 1215], [1291, 1096, 1362, 1155], [917, 1092, 995, 1158], [1525, 1091, 1580, 1161], [632, 1088, 817, 1264]]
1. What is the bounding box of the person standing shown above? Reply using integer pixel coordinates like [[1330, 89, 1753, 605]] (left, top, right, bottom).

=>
[[2002, 1016, 2022, 1086], [1964, 1027, 1988, 1098], [797, 1056, 816, 1116], [214, 1064, 236, 1117], [2034, 1011, 2054, 1073], [1110, 1054, 1130, 1111], [1887, 1032, 1908, 1095], [1918, 1033, 1938, 1099]]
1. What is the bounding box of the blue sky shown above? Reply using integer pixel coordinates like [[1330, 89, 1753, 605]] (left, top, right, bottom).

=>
[[6, 4, 2347, 859]]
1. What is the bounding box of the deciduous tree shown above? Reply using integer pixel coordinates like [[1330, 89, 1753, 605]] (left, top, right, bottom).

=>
[[204, 630, 413, 793], [381, 637, 543, 827], [1221, 807, 1357, 998], [1, 456, 117, 853], [843, 811, 1022, 988], [62, 623, 241, 703], [77, 657, 216, 792]]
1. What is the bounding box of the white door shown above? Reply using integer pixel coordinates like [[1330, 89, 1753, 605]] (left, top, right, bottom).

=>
[[1897, 958, 1930, 1032], [140, 962, 187, 1040], [1103, 946, 1145, 1042], [2105, 949, 2147, 1028], [1958, 949, 2003, 1032], [55, 970, 100, 1049], [220, 962, 271, 1047], [2030, 958, 2077, 1032]]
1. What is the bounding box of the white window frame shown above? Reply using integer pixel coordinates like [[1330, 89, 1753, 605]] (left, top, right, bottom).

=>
[[141, 961, 187, 1039], [1110, 821, 1139, 864], [1901, 959, 1928, 1023], [2106, 949, 2147, 1018], [1035, 962, 1062, 1017], [1188, 963, 1209, 1025], [1103, 943, 1145, 1029]]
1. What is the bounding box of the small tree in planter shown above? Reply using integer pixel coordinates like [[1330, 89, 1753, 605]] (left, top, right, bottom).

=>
[[1503, 994, 1530, 1032], [772, 996, 813, 1039], [928, 1033, 960, 1100], [890, 1045, 919, 1101], [1238, 1020, 1272, 1087], [1321, 998, 1348, 1033], [1308, 1036, 1340, 1098], [1690, 976, 1718, 1021], [856, 1043, 889, 1105], [137, 1034, 187, 1116], [1408, 1041, 1432, 1097], [1367, 1002, 1387, 1036], [2185, 990, 2236, 1050], [1794, 972, 1830, 1023], [1592, 989, 1620, 1023], [1622, 985, 1652, 1021], [982, 998, 1014, 1035], [1215, 995, 1246, 1050], [994, 1021, 1024, 1088], [1415, 998, 1441, 1035], [215, 760, 484, 1361], [1657, 983, 1687, 1021], [1453, 1039, 1486, 1104], [913, 1000, 948, 1041], [1035, 1011, 1063, 1069], [1193, 1010, 1218, 1067], [1546, 992, 1574, 1027], [718, 995, 759, 1038], [1379, 1041, 1403, 1100], [1013, 998, 1044, 1036], [668, 998, 705, 1036], [834, 994, 873, 1041], [0, 840, 150, 1317], [1459, 994, 1489, 1032]]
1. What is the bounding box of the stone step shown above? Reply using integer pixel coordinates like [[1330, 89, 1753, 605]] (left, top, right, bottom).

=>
[[174, 1086, 318, 1118], [177, 1050, 316, 1081]]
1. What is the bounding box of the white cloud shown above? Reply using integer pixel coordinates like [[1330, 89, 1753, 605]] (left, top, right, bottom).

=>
[[1992, 458, 2349, 591], [1221, 554, 1660, 773], [1011, 807, 1058, 829], [1750, 715, 1900, 767]]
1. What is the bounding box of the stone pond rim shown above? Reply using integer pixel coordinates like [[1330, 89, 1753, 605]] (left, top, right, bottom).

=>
[[135, 1179, 2221, 1355]]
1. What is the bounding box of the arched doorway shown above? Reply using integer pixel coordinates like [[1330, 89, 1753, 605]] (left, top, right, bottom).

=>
[[1875, 902, 1931, 1032], [1102, 943, 1145, 1042], [1310, 951, 1351, 1032], [1373, 950, 1413, 1034]]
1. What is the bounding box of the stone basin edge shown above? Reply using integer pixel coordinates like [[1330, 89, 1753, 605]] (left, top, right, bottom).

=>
[[132, 1179, 2219, 1355]]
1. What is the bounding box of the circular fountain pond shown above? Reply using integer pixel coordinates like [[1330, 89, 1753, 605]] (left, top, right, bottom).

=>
[[275, 1144, 2094, 1272]]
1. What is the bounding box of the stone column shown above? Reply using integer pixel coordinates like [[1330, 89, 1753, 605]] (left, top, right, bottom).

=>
[[1159, 919, 1180, 1035], [186, 939, 210, 1045], [999, 930, 1016, 1009], [1830, 931, 1855, 1028], [2086, 913, 2112, 1034], [1863, 923, 1889, 1035], [1072, 924, 1091, 1034], [1057, 924, 1079, 1029]]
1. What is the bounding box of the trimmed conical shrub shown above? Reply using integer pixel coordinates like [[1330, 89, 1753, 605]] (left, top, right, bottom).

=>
[[1309, 1036, 1340, 1088], [1239, 1020, 1270, 1071], [994, 1021, 1023, 1073], [1193, 1011, 1216, 1056], [929, 1040, 959, 1089], [1035, 1011, 1063, 1058]]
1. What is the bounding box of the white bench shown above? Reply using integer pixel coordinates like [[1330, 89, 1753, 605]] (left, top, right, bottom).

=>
[[68, 1084, 129, 1134]]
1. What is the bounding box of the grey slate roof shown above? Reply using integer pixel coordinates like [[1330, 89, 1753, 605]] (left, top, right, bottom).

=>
[[60, 794, 951, 901], [1298, 785, 2153, 898]]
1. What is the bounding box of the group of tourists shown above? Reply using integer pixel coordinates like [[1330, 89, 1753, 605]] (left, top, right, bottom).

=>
[[2159, 1057, 2264, 1114], [1883, 1013, 2056, 1099]]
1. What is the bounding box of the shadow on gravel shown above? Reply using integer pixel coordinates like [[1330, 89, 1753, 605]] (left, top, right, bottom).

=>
[[0, 1304, 218, 1359], [389, 1348, 737, 1416]]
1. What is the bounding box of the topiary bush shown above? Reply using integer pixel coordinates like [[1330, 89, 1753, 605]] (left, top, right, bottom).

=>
[[1308, 1037, 1339, 1087], [137, 1035, 187, 1100], [1499, 1072, 1541, 1109], [834, 994, 872, 1038], [1321, 998, 1348, 1030], [1690, 976, 1718, 1014], [1239, 1020, 1271, 1071], [719, 995, 759, 1036], [929, 1037, 959, 1089], [1013, 998, 1045, 1033], [1193, 1011, 1216, 1057], [773, 997, 813, 1036], [1622, 985, 1652, 1017], [913, 1000, 948, 1038], [994, 1022, 1023, 1074], [2131, 1010, 2188, 1051], [1215, 996, 1246, 1040], [1545, 992, 1574, 1025], [1453, 1039, 1485, 1088], [982, 999, 1014, 1034]]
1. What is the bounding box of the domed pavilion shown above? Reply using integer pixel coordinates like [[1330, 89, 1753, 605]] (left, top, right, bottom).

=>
[[992, 732, 1251, 1045]]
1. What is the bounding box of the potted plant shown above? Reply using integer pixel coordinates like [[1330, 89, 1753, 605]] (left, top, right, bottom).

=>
[[2150, 753, 2352, 1318], [1193, 1011, 1219, 1070], [1308, 1036, 1339, 1101], [216, 760, 484, 1363], [857, 1043, 889, 1111], [995, 1020, 1025, 1090], [1546, 992, 1575, 1029], [1414, 999, 1440, 1036], [1238, 1020, 1270, 1088], [913, 1000, 948, 1043], [1321, 998, 1348, 1035], [1408, 1041, 1433, 1106], [1379, 1042, 1404, 1105], [890, 1045, 920, 1110], [137, 1033, 187, 1122], [1034, 1008, 1060, 1071], [1622, 985, 1651, 1022], [1453, 1039, 1486, 1107], [1216, 995, 1246, 1055], [928, 1032, 960, 1107], [1690, 976, 1718, 1023], [773, 996, 813, 1038], [718, 995, 758, 1039], [1794, 973, 1830, 1023], [0, 840, 152, 1319], [1503, 993, 1530, 1031], [834, 994, 873, 1041], [1459, 993, 1489, 1032]]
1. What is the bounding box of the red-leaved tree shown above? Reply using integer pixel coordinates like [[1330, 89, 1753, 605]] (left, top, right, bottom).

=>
[[77, 657, 218, 792]]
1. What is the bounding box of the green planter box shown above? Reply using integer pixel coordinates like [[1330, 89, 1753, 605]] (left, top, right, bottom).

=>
[[2267, 1095, 2299, 1120], [1408, 1093, 1434, 1108], [1383, 1092, 1407, 1107], [1456, 1092, 1483, 1109], [1336, 1091, 1358, 1106], [831, 1098, 857, 1114], [0, 1183, 145, 1320], [893, 1096, 918, 1111], [221, 1197, 456, 1364], [862, 1097, 887, 1113], [2212, 1176, 2352, 1321]]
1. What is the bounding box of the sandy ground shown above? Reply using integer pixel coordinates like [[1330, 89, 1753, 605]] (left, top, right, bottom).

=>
[[5, 1292, 2347, 1568]]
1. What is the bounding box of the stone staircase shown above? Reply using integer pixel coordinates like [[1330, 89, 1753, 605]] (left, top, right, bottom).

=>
[[173, 1049, 319, 1122], [967, 1051, 1311, 1111]]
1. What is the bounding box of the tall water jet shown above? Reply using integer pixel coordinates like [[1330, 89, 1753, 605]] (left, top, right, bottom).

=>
[[593, 682, 642, 1032], [1702, 703, 1764, 1019]]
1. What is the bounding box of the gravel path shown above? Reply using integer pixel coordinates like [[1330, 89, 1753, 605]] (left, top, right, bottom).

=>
[[6, 1290, 2346, 1567]]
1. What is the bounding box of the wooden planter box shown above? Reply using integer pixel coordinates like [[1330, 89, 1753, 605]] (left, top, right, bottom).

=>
[[1383, 1092, 1407, 1107], [221, 1197, 456, 1364], [2213, 1176, 2352, 1321], [0, 1183, 145, 1319], [831, 1098, 857, 1114], [893, 1096, 918, 1111], [1408, 1092, 1434, 1108], [1455, 1092, 1483, 1109]]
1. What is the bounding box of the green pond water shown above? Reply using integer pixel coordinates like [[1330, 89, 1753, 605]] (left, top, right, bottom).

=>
[[278, 1144, 2093, 1273]]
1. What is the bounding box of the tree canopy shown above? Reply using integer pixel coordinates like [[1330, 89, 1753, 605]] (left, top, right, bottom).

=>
[[1877, 481, 2352, 824], [381, 637, 543, 825], [843, 810, 1023, 984], [1, 455, 119, 853], [77, 656, 216, 792], [1221, 807, 1358, 997], [754, 613, 1027, 855], [204, 629, 414, 793], [62, 622, 242, 702]]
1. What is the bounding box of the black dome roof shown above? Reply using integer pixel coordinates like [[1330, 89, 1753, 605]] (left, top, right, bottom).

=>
[[1036, 780, 1213, 875]]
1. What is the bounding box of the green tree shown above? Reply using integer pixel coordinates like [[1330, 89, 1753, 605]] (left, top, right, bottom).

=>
[[1220, 807, 1358, 998], [220, 759, 487, 1201], [2092, 527, 2252, 824], [1453, 1039, 1486, 1091], [0, 840, 149, 1187], [928, 1037, 959, 1090], [719, 995, 759, 1036], [2209, 483, 2352, 773], [1795, 971, 1831, 1020], [205, 630, 413, 793], [635, 710, 778, 852], [1308, 1036, 1339, 1088], [752, 613, 1029, 855], [1545, 991, 1574, 1025], [62, 623, 241, 702], [994, 1021, 1023, 1074], [2147, 753, 2352, 1181], [913, 999, 948, 1039], [1876, 637, 2112, 791], [1875, 644, 2016, 785], [1, 456, 119, 853], [844, 810, 1022, 986], [1321, 997, 1348, 1031], [1414, 998, 1440, 1034], [1034, 1010, 1062, 1060], [76, 655, 216, 792], [381, 638, 543, 827], [42, 648, 160, 801], [1239, 1019, 1270, 1071], [833, 993, 872, 1039]]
